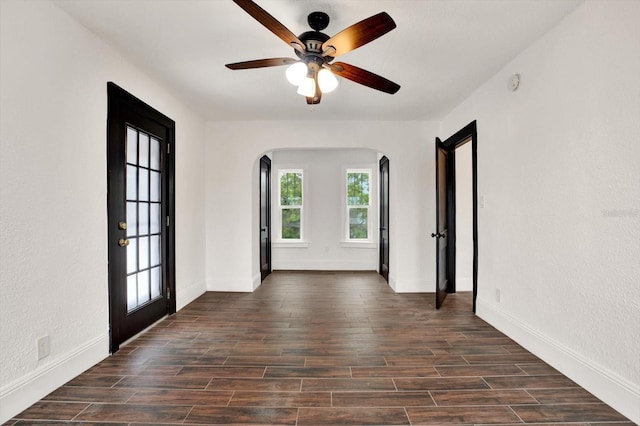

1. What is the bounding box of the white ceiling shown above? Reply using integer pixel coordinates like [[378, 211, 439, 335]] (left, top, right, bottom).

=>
[[53, 0, 583, 121]]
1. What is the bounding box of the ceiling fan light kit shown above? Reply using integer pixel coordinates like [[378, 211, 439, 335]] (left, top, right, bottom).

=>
[[225, 0, 401, 105]]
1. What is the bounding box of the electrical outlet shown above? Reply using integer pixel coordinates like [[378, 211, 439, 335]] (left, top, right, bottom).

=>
[[37, 335, 50, 360], [495, 289, 501, 303], [480, 195, 486, 209]]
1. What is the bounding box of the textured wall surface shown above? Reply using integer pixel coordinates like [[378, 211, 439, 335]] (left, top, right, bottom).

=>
[[441, 0, 640, 421], [0, 0, 207, 420]]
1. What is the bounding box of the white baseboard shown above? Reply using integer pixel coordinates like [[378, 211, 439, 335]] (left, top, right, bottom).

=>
[[207, 278, 254, 292], [272, 260, 377, 271], [252, 273, 261, 290], [176, 280, 207, 311], [0, 333, 109, 424], [477, 298, 640, 424], [393, 279, 432, 293], [455, 277, 473, 292], [388, 276, 397, 291]]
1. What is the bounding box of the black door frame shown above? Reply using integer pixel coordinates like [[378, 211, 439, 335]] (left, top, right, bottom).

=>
[[379, 156, 390, 282], [437, 120, 478, 312], [259, 155, 272, 281], [107, 82, 176, 352]]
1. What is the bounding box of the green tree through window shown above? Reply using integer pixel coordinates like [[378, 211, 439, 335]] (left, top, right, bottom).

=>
[[347, 171, 370, 239], [279, 171, 302, 239]]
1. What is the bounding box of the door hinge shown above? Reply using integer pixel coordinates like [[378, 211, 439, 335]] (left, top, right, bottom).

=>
[[166, 216, 170, 227], [167, 287, 171, 300], [167, 143, 171, 154]]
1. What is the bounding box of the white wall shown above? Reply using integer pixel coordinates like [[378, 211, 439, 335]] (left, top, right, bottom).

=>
[[271, 149, 379, 271], [455, 143, 474, 291], [441, 0, 640, 422], [205, 121, 440, 292], [0, 1, 207, 421]]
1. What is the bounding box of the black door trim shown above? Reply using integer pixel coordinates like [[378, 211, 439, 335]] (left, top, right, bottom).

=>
[[107, 82, 176, 352], [439, 120, 478, 312], [259, 155, 272, 281], [379, 156, 390, 282]]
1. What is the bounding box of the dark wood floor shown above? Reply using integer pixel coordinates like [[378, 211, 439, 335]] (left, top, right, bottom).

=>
[[7, 271, 632, 425]]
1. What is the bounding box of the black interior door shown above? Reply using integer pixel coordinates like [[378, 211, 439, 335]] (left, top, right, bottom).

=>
[[259, 155, 271, 281], [379, 156, 390, 281], [107, 83, 175, 352], [434, 139, 449, 309]]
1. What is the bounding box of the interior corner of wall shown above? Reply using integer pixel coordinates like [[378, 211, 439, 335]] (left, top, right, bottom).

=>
[[252, 273, 262, 291], [387, 276, 398, 292], [176, 280, 207, 311]]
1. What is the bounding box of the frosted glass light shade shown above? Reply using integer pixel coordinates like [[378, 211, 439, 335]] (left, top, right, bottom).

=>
[[286, 62, 307, 86], [318, 68, 338, 93], [297, 77, 316, 97]]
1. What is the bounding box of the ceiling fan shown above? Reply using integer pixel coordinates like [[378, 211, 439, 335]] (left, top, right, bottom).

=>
[[225, 0, 401, 105]]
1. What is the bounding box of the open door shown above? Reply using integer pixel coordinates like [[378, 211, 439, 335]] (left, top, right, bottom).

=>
[[433, 140, 449, 308], [259, 155, 271, 281], [107, 83, 175, 352], [433, 121, 478, 312], [379, 156, 390, 281]]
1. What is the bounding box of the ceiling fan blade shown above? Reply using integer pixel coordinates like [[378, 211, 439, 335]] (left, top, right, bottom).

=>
[[232, 0, 304, 50], [330, 62, 400, 94], [322, 12, 396, 57], [225, 58, 297, 70]]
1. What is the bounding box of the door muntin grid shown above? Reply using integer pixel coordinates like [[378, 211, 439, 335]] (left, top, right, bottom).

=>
[[126, 125, 163, 313]]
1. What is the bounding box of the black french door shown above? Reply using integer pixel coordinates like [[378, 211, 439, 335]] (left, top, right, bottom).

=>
[[259, 155, 271, 281], [107, 83, 175, 352], [379, 156, 390, 281]]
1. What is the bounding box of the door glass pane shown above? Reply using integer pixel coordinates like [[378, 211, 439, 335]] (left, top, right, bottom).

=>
[[139, 132, 149, 168], [126, 165, 137, 200], [126, 238, 137, 274], [138, 203, 149, 235], [139, 236, 149, 270], [138, 169, 149, 201], [150, 137, 160, 170], [126, 127, 138, 165], [151, 267, 161, 299], [150, 203, 161, 234], [150, 171, 161, 202], [127, 274, 137, 311], [137, 270, 150, 305], [122, 128, 163, 313], [150, 235, 160, 266], [126, 202, 137, 237]]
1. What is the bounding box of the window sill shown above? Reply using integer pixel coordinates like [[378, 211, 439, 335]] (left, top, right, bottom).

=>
[[340, 241, 377, 249], [273, 241, 310, 248]]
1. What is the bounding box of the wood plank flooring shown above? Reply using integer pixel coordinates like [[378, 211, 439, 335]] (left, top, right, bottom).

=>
[[6, 271, 632, 425]]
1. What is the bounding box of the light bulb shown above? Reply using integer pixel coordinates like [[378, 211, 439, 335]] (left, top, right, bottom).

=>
[[317, 68, 338, 93], [297, 77, 316, 97], [286, 62, 308, 86]]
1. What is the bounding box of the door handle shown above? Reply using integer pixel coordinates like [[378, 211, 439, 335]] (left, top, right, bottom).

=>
[[430, 232, 446, 239], [118, 238, 130, 247]]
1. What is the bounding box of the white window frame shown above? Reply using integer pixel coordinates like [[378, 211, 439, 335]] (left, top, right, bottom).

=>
[[275, 168, 306, 245], [344, 168, 373, 244]]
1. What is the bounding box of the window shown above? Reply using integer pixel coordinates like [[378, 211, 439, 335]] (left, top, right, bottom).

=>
[[346, 170, 370, 240], [279, 170, 303, 240]]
